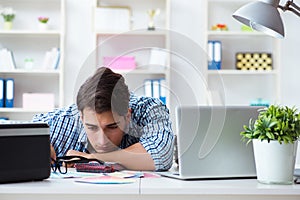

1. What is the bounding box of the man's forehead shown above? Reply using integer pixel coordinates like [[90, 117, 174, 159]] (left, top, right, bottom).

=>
[[82, 108, 121, 125]]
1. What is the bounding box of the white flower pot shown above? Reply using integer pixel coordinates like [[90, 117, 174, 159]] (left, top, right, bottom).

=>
[[38, 23, 48, 31], [4, 21, 13, 30], [253, 139, 298, 184]]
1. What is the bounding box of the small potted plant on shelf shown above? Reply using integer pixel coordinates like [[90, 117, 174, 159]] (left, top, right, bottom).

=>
[[38, 16, 49, 31], [0, 7, 16, 30], [241, 105, 300, 184]]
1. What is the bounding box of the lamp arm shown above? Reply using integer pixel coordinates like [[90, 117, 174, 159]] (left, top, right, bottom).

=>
[[278, 0, 300, 17]]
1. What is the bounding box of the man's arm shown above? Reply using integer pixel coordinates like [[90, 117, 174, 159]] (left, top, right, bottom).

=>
[[32, 104, 87, 157], [67, 142, 155, 171]]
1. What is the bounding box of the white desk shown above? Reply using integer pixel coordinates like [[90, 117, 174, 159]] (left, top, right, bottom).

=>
[[0, 177, 140, 200], [1, 175, 300, 200], [141, 176, 300, 200]]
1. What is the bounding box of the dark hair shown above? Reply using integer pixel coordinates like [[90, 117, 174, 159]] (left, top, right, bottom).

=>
[[76, 67, 130, 116]]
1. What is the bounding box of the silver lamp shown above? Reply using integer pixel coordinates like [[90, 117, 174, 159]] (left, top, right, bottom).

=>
[[232, 0, 300, 38]]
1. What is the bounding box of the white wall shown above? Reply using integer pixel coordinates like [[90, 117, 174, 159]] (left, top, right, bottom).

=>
[[279, 0, 300, 168], [280, 0, 300, 108]]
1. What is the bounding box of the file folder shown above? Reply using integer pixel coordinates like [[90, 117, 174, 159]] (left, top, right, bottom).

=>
[[152, 79, 160, 99], [159, 78, 167, 105], [5, 78, 14, 108], [208, 41, 214, 69], [0, 78, 4, 107], [144, 79, 153, 97], [214, 41, 222, 69], [208, 40, 222, 70]]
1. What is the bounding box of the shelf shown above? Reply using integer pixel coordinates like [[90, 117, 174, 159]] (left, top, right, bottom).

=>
[[93, 0, 170, 107], [207, 31, 268, 37], [0, 69, 60, 75], [207, 70, 278, 75], [0, 30, 61, 35], [208, 0, 252, 2], [0, 0, 65, 120], [114, 67, 167, 75], [0, 108, 54, 113], [205, 0, 280, 105], [95, 29, 168, 36]]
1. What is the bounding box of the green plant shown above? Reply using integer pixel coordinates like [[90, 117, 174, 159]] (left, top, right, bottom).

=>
[[0, 7, 16, 22], [38, 16, 49, 23], [241, 105, 300, 144]]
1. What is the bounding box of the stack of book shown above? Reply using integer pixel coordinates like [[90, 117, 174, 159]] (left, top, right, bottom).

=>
[[0, 48, 16, 71], [42, 47, 60, 70]]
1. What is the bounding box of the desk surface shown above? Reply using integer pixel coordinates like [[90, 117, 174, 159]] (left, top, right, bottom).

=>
[[141, 176, 300, 195], [1, 173, 300, 200], [0, 177, 140, 194]]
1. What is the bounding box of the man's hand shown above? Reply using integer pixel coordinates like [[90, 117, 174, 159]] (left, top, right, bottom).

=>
[[66, 149, 92, 159], [65, 150, 93, 168], [50, 144, 56, 163]]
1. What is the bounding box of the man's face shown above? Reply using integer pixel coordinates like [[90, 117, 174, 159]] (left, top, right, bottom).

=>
[[81, 108, 129, 153]]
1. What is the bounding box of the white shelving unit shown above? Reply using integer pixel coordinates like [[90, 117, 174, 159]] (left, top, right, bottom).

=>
[[92, 0, 171, 106], [0, 0, 65, 120], [204, 0, 281, 106]]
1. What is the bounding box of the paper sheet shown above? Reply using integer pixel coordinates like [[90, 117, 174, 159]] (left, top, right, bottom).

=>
[[75, 175, 137, 184]]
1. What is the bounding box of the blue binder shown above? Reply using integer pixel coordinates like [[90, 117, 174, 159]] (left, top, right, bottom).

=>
[[5, 78, 14, 108], [208, 40, 222, 70], [0, 78, 4, 107], [159, 78, 166, 105]]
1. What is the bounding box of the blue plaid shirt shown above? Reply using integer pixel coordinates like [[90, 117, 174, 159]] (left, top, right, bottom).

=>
[[32, 93, 174, 171]]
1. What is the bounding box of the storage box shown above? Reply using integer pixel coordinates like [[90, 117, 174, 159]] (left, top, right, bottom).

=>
[[236, 52, 272, 70], [23, 93, 55, 110], [103, 56, 136, 70]]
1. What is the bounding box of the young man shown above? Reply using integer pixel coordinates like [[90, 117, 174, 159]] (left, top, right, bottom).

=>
[[32, 67, 174, 171]]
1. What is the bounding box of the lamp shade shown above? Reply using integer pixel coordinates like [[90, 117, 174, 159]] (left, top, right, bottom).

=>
[[232, 1, 285, 38]]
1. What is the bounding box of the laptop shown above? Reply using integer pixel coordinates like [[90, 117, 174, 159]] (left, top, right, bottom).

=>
[[0, 122, 51, 183], [159, 106, 262, 180]]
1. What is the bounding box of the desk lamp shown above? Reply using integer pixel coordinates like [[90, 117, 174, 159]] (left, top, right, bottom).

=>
[[232, 0, 300, 38]]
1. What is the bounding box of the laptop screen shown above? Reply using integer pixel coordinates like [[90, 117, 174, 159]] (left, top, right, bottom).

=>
[[174, 106, 262, 179]]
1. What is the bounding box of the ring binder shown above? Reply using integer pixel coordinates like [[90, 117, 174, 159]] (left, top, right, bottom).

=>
[[0, 78, 4, 107], [5, 78, 14, 108]]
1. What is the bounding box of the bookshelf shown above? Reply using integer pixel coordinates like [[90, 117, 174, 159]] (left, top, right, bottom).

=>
[[204, 0, 281, 106], [0, 0, 65, 120], [92, 0, 171, 106]]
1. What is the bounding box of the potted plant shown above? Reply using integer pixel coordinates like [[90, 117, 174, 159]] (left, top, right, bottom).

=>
[[241, 105, 300, 184], [0, 7, 16, 30], [38, 16, 49, 30]]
